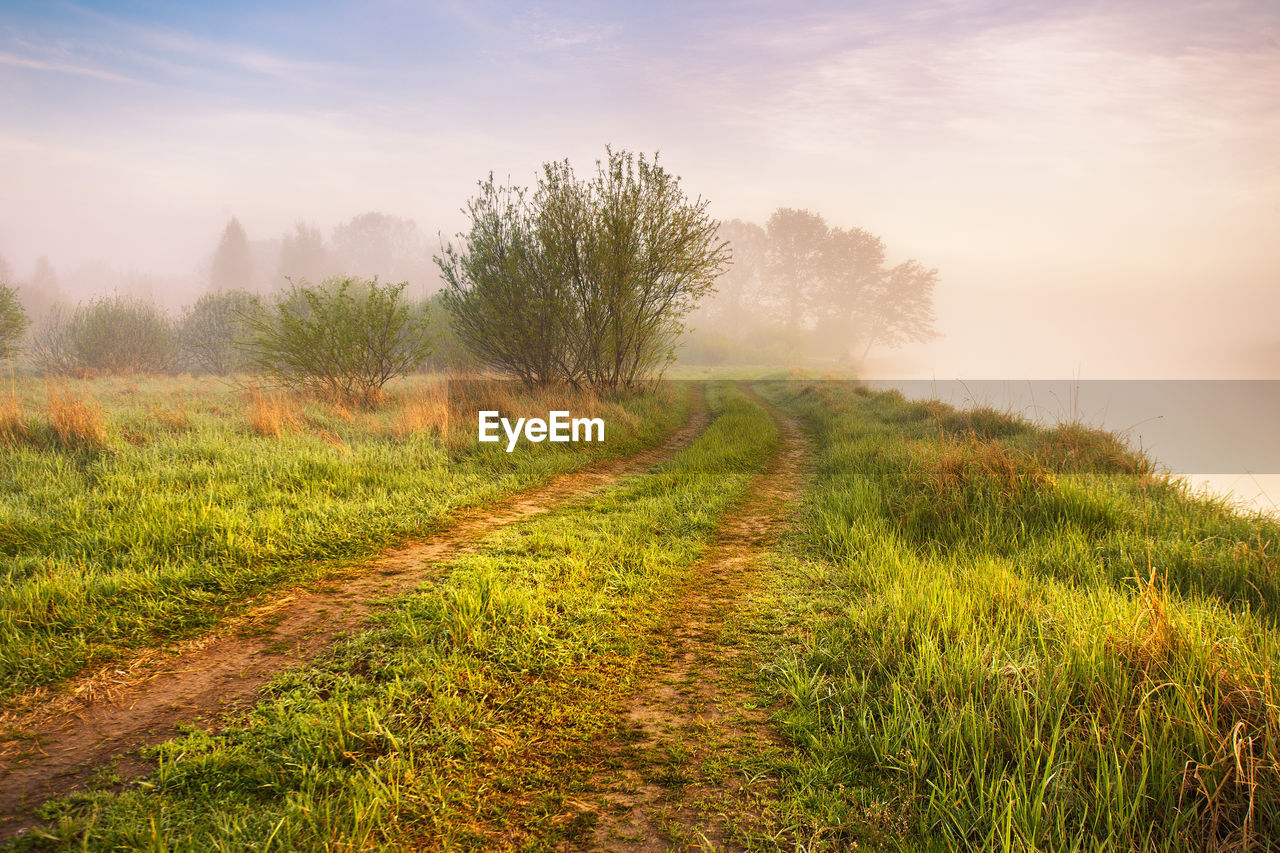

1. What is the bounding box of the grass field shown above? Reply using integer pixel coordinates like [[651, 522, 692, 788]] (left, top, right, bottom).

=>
[[17, 383, 777, 849], [2, 377, 1278, 851], [0, 374, 688, 703], [751, 381, 1280, 851]]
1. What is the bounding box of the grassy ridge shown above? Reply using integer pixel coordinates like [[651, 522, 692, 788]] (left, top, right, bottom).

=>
[[0, 375, 688, 703], [15, 383, 778, 850], [754, 381, 1280, 851]]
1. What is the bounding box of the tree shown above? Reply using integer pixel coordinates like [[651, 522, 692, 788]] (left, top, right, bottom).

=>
[[278, 222, 329, 285], [179, 289, 260, 375], [0, 283, 29, 362], [703, 219, 767, 330], [438, 177, 571, 386], [240, 276, 432, 406], [813, 226, 886, 358], [211, 217, 253, 293], [439, 148, 729, 389], [810, 227, 938, 361], [421, 292, 476, 370], [332, 213, 430, 288], [765, 208, 829, 330], [861, 259, 939, 355], [13, 257, 63, 326]]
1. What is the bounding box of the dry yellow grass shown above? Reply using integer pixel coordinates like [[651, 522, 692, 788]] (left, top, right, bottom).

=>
[[0, 390, 26, 447], [46, 387, 109, 450], [152, 403, 191, 433], [327, 401, 355, 423], [395, 380, 450, 438], [245, 388, 300, 437]]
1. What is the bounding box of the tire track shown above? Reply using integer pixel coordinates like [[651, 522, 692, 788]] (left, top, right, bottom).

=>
[[0, 386, 710, 841], [584, 386, 810, 851]]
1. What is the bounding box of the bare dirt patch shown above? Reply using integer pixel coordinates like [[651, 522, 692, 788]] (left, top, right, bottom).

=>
[[0, 390, 709, 841], [585, 391, 810, 851]]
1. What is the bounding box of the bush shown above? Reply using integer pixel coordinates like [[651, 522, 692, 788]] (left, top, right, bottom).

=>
[[32, 296, 176, 375], [0, 283, 29, 362], [438, 148, 728, 389], [179, 289, 260, 375], [240, 276, 432, 406], [421, 292, 476, 371]]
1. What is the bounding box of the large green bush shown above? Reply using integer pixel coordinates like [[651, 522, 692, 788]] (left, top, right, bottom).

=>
[[438, 148, 729, 389]]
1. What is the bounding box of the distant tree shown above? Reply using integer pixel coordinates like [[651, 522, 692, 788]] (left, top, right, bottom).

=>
[[765, 208, 829, 329], [34, 295, 176, 375], [179, 289, 260, 375], [813, 226, 886, 358], [15, 256, 64, 324], [30, 257, 58, 295], [332, 213, 429, 287], [211, 218, 253, 293], [702, 219, 767, 330], [0, 254, 12, 284], [278, 222, 329, 285], [440, 149, 729, 389], [0, 283, 29, 362], [240, 276, 432, 406], [861, 259, 940, 356], [813, 227, 938, 361]]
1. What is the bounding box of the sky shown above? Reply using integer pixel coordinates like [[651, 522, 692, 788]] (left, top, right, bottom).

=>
[[1, 0, 1277, 378]]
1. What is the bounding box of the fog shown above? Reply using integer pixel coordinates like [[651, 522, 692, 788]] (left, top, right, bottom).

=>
[[2, 0, 1277, 380]]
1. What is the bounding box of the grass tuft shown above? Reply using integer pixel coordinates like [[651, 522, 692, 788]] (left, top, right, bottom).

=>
[[244, 388, 300, 437], [46, 387, 109, 451], [0, 389, 27, 447], [394, 381, 449, 438], [150, 403, 191, 434]]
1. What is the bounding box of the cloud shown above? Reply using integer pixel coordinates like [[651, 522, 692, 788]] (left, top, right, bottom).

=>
[[0, 48, 135, 83]]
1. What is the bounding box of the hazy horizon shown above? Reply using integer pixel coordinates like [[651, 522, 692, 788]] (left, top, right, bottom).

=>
[[2, 0, 1277, 379]]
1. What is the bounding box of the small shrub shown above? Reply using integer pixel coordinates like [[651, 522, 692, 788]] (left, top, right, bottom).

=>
[[240, 277, 431, 407], [179, 289, 260, 375], [0, 283, 29, 362]]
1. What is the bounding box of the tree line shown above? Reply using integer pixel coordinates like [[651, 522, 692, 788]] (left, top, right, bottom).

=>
[[688, 209, 939, 365], [0, 148, 942, 401], [0, 283, 450, 405]]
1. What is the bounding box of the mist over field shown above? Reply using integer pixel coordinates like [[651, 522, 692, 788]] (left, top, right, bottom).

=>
[[1, 0, 1277, 381]]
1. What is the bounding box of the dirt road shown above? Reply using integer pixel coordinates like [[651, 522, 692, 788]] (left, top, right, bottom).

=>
[[586, 390, 810, 851]]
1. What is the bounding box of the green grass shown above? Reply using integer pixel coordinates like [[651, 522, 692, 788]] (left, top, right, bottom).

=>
[[9, 377, 1279, 851], [0, 374, 689, 703], [748, 380, 1280, 851], [12, 383, 778, 851]]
